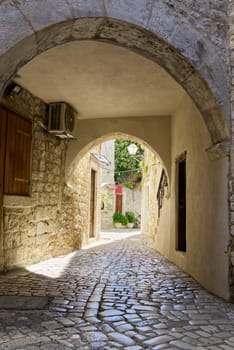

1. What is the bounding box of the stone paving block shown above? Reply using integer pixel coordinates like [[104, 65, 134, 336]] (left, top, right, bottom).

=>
[[115, 323, 134, 332], [84, 309, 97, 317], [102, 316, 125, 322], [99, 309, 124, 317], [144, 335, 173, 346], [220, 346, 234, 350], [106, 340, 123, 348], [55, 317, 75, 327], [83, 331, 108, 342], [151, 344, 171, 350], [57, 339, 74, 348], [41, 321, 62, 330], [86, 302, 99, 309], [182, 336, 201, 346], [109, 332, 136, 346], [170, 339, 197, 349]]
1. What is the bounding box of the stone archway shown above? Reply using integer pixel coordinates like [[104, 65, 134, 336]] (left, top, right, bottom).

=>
[[68, 131, 165, 242], [0, 6, 229, 150], [0, 2, 231, 300], [65, 118, 171, 185]]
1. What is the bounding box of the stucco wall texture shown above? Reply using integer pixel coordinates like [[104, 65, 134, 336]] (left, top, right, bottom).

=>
[[163, 94, 229, 300]]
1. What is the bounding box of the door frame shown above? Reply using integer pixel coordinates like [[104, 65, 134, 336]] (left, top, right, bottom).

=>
[[89, 168, 97, 239], [176, 151, 187, 252]]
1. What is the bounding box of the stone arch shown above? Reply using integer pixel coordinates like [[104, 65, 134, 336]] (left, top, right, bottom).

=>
[[0, 4, 229, 150], [68, 131, 169, 184], [0, 2, 230, 299], [65, 116, 171, 184]]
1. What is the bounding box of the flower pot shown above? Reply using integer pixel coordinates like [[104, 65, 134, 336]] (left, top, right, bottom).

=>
[[114, 223, 123, 228], [127, 222, 134, 228]]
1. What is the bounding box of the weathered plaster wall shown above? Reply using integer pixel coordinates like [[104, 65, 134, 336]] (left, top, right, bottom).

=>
[[152, 161, 171, 258], [141, 148, 158, 236], [101, 188, 115, 230], [155, 94, 230, 300], [123, 188, 141, 219]]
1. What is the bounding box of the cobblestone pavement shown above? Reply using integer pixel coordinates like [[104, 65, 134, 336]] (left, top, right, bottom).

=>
[[0, 232, 234, 349]]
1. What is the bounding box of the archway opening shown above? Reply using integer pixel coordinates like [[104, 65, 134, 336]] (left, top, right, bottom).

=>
[[0, 27, 230, 300], [68, 132, 167, 247]]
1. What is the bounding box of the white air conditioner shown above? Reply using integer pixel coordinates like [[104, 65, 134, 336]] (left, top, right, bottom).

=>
[[48, 102, 77, 138]]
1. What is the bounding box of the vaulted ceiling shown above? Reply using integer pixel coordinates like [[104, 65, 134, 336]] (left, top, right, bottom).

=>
[[15, 40, 185, 119]]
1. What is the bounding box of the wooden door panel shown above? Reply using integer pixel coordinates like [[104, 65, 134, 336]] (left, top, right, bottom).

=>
[[89, 169, 96, 238], [115, 195, 122, 213], [177, 158, 186, 252], [4, 111, 32, 195]]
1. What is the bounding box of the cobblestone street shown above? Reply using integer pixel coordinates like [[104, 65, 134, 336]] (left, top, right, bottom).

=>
[[0, 232, 233, 349]]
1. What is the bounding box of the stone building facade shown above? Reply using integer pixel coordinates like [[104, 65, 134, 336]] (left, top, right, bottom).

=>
[[0, 88, 101, 270], [0, 1, 233, 301]]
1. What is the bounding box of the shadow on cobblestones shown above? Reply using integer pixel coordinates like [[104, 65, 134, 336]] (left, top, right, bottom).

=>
[[0, 232, 233, 349]]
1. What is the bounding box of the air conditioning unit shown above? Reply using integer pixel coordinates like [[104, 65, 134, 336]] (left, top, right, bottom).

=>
[[47, 102, 77, 138]]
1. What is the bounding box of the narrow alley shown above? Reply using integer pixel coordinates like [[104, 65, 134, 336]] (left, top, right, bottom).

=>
[[0, 232, 233, 349]]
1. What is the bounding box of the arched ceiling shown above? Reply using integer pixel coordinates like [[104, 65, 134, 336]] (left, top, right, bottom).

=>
[[14, 40, 185, 119]]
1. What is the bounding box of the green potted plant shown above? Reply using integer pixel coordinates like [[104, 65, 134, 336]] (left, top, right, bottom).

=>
[[121, 215, 128, 227], [113, 212, 126, 228], [125, 211, 136, 228]]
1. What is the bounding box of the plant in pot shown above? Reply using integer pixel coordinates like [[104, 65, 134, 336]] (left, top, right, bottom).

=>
[[121, 215, 128, 227], [125, 211, 136, 228], [113, 212, 126, 228]]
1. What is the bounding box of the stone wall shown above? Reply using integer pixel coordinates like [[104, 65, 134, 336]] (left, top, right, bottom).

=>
[[0, 2, 229, 151], [228, 0, 234, 299], [123, 188, 141, 220], [1, 89, 67, 269], [1, 87, 100, 270], [66, 148, 101, 246]]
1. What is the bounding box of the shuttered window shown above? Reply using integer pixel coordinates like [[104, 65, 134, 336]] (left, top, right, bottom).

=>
[[4, 111, 32, 195]]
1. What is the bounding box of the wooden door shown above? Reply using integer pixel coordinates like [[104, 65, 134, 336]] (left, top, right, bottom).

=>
[[4, 112, 32, 195], [177, 157, 186, 252], [89, 169, 96, 238], [0, 108, 7, 235], [115, 195, 122, 213]]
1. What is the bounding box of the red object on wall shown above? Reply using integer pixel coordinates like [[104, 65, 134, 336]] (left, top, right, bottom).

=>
[[115, 184, 123, 195]]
